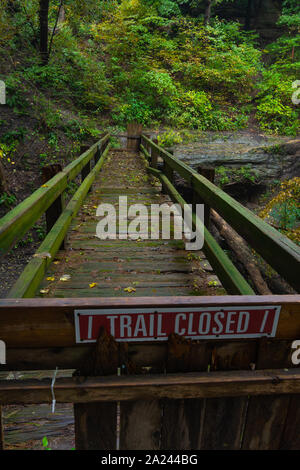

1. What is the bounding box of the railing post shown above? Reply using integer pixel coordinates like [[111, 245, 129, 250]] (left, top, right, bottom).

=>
[[151, 138, 159, 169], [42, 164, 64, 242], [163, 161, 174, 195], [195, 166, 215, 228], [127, 123, 142, 151], [80, 145, 91, 184], [163, 148, 174, 183], [142, 134, 151, 154], [95, 143, 101, 163]]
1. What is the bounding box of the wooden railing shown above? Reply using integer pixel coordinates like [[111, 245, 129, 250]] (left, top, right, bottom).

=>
[[0, 134, 110, 256], [141, 134, 300, 294], [0, 134, 111, 298]]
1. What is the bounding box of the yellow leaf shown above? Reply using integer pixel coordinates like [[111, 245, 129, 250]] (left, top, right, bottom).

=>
[[60, 274, 71, 282], [89, 282, 98, 288], [46, 276, 55, 281], [33, 252, 51, 259], [40, 288, 49, 294], [41, 184, 48, 188], [124, 287, 136, 293]]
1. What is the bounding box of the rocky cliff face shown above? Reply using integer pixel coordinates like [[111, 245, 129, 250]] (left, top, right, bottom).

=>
[[174, 137, 299, 185], [237, 139, 300, 182]]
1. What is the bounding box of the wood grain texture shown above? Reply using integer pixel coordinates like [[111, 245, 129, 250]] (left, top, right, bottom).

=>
[[0, 369, 299, 405], [1, 296, 299, 351], [279, 395, 300, 450], [120, 400, 162, 450], [74, 328, 118, 450], [199, 339, 256, 449], [241, 338, 293, 450], [161, 334, 209, 450]]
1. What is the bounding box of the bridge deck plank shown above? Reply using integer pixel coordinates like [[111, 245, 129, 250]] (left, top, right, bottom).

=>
[[37, 149, 224, 299]]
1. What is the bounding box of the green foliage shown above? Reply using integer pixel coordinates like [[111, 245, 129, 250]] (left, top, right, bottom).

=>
[[216, 165, 259, 187], [5, 75, 28, 112], [0, 0, 298, 135], [259, 178, 300, 244], [0, 192, 17, 208], [157, 130, 183, 147], [112, 96, 152, 125], [256, 71, 299, 135], [42, 436, 51, 451]]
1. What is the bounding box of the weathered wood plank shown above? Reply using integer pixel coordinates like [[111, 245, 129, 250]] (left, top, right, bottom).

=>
[[120, 400, 162, 450], [198, 338, 256, 449], [74, 328, 118, 450], [120, 329, 165, 450], [161, 334, 210, 450], [0, 369, 300, 405], [279, 395, 300, 450], [200, 396, 248, 450], [3, 343, 166, 373], [1, 296, 300, 350], [242, 394, 290, 450], [241, 339, 292, 450]]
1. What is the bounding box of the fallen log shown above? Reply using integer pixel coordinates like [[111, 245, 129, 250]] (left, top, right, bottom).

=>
[[211, 209, 272, 295]]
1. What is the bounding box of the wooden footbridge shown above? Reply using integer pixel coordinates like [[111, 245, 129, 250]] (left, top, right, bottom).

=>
[[0, 131, 300, 450]]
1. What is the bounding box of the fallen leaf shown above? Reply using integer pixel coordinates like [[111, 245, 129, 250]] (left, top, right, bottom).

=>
[[40, 288, 49, 294], [124, 287, 136, 293], [33, 252, 52, 259], [60, 274, 71, 282], [89, 282, 98, 288], [46, 276, 55, 281]]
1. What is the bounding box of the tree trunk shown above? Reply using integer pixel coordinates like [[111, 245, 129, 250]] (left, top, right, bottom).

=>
[[0, 161, 8, 194], [211, 210, 272, 295], [39, 0, 50, 65], [245, 0, 252, 30], [204, 0, 212, 26]]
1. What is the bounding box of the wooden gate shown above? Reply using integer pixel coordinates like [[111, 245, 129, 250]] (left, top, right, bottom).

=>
[[0, 295, 300, 450]]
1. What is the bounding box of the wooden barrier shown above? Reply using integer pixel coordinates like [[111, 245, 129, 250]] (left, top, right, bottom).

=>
[[0, 295, 300, 450]]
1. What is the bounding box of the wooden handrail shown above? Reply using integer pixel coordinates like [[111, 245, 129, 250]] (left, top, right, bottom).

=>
[[0, 134, 110, 256], [8, 142, 111, 299], [1, 369, 300, 404], [141, 134, 300, 291], [148, 167, 255, 295]]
